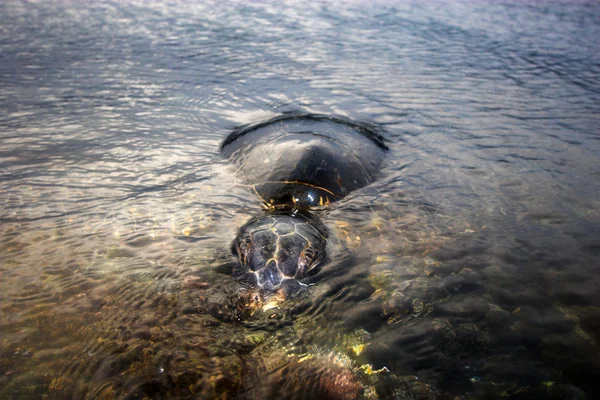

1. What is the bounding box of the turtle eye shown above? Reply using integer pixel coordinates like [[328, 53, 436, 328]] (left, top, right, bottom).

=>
[[236, 234, 252, 264], [298, 248, 316, 275]]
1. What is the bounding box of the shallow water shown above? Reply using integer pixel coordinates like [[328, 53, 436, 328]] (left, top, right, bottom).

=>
[[1, 0, 599, 398]]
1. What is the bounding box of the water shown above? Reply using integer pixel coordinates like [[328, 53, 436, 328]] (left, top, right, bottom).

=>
[[1, 0, 599, 398]]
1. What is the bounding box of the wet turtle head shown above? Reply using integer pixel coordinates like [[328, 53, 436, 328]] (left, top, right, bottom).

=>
[[232, 213, 327, 291]]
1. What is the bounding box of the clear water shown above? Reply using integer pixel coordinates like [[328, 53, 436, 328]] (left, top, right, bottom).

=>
[[1, 0, 599, 398]]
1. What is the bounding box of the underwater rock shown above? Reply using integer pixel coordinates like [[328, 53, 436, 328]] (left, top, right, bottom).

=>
[[242, 351, 363, 400], [434, 296, 490, 321]]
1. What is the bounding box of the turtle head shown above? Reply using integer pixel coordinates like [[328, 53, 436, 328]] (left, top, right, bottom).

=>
[[232, 213, 327, 291]]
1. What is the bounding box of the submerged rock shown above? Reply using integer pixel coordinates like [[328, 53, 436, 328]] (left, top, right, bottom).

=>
[[242, 351, 364, 400]]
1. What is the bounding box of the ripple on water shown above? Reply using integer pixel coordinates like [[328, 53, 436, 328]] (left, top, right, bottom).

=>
[[1, 0, 600, 398]]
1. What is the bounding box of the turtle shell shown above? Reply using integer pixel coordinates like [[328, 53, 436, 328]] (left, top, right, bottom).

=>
[[221, 112, 387, 208], [233, 213, 327, 290]]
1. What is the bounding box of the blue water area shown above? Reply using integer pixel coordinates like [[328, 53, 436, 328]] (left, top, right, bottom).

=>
[[0, 0, 599, 399]]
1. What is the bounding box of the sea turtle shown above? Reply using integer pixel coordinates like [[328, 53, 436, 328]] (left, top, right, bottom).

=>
[[232, 211, 328, 291], [222, 112, 387, 290], [221, 112, 388, 208]]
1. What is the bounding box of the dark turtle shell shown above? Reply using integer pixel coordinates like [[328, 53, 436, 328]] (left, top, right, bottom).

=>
[[232, 212, 327, 290], [221, 112, 387, 208]]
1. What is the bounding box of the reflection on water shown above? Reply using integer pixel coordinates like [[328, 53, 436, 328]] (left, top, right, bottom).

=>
[[1, 0, 599, 399]]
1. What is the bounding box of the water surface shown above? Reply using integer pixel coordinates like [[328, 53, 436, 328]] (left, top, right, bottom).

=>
[[1, 0, 599, 398]]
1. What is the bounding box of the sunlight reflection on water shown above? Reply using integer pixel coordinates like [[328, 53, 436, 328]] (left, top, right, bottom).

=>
[[1, 0, 599, 398]]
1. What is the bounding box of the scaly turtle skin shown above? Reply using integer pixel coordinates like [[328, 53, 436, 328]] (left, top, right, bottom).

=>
[[221, 112, 388, 208], [233, 212, 327, 290]]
